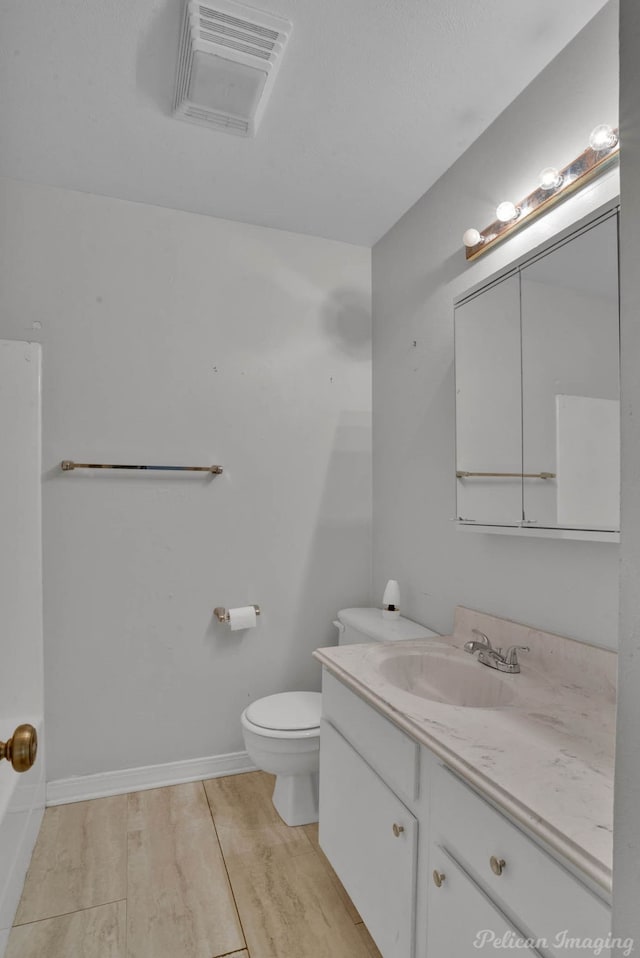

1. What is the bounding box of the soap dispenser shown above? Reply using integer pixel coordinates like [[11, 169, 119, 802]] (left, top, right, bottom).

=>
[[382, 580, 400, 620]]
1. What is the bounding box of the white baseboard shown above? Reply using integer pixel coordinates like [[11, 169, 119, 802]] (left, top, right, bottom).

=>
[[46, 750, 256, 806]]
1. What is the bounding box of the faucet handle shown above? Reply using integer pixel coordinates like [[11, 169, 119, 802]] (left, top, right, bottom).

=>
[[504, 645, 529, 667], [471, 629, 492, 648], [464, 629, 495, 655]]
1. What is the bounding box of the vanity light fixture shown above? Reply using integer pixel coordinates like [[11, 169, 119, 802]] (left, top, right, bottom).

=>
[[538, 167, 563, 191], [496, 201, 520, 223], [463, 124, 619, 261], [588, 124, 618, 152], [462, 228, 483, 248]]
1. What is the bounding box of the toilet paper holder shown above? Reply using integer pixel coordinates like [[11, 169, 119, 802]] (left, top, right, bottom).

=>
[[214, 605, 261, 623]]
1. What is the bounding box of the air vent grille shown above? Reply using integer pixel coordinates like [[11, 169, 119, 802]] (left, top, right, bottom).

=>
[[185, 105, 249, 134], [200, 33, 272, 60], [199, 7, 279, 42], [174, 0, 292, 137]]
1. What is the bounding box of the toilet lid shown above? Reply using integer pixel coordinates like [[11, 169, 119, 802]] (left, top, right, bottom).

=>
[[245, 692, 322, 731]]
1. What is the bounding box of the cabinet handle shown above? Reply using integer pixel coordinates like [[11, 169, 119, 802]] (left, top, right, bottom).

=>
[[392, 823, 405, 837], [432, 870, 446, 888], [490, 856, 506, 876]]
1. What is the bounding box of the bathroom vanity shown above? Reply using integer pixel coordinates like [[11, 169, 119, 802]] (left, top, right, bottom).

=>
[[314, 608, 615, 958]]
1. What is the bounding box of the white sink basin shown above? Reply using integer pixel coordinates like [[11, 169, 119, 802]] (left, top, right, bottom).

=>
[[377, 646, 517, 708]]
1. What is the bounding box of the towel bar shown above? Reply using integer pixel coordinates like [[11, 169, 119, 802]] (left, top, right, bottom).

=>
[[456, 471, 556, 480], [61, 460, 223, 474]]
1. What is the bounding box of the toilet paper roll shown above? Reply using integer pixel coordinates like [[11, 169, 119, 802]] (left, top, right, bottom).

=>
[[228, 606, 257, 631]]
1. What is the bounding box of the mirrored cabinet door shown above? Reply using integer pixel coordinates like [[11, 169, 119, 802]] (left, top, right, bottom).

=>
[[455, 274, 522, 525], [520, 214, 620, 531]]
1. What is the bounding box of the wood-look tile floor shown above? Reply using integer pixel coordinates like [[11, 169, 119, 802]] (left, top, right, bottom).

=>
[[7, 772, 383, 958]]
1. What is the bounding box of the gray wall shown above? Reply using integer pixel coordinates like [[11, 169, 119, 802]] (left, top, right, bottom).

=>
[[372, 2, 620, 648], [613, 0, 640, 948], [0, 178, 372, 781]]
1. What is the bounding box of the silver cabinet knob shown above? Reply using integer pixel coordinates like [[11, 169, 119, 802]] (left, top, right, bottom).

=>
[[433, 870, 446, 888], [490, 855, 506, 876], [392, 823, 405, 837]]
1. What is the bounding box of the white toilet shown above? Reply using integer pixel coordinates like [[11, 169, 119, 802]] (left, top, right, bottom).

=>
[[241, 607, 438, 826]]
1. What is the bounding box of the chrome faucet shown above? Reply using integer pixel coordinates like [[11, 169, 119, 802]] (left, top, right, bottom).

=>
[[463, 628, 492, 654], [464, 628, 529, 674]]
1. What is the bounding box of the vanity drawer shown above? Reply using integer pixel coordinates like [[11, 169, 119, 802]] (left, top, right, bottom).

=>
[[322, 669, 419, 803], [427, 846, 543, 957], [432, 766, 611, 958]]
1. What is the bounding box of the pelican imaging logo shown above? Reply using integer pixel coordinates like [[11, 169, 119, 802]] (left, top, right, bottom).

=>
[[472, 929, 634, 955]]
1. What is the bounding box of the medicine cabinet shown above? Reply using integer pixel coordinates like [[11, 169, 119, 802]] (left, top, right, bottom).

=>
[[454, 209, 620, 541]]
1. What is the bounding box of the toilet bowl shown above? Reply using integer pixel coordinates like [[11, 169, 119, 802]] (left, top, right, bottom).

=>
[[241, 691, 321, 826], [241, 608, 439, 827]]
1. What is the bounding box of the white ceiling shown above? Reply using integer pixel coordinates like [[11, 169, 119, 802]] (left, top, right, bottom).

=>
[[0, 0, 609, 246]]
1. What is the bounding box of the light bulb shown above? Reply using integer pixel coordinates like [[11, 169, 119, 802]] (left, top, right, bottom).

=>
[[462, 228, 482, 248], [538, 167, 563, 191], [496, 201, 519, 223], [589, 124, 618, 152]]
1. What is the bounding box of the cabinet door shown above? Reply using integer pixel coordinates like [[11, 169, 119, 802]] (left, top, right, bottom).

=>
[[319, 720, 418, 958], [432, 766, 611, 957], [455, 273, 522, 524], [427, 847, 543, 958], [521, 215, 619, 529]]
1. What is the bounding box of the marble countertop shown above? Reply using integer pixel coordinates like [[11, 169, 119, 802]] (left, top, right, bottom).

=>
[[314, 606, 616, 894]]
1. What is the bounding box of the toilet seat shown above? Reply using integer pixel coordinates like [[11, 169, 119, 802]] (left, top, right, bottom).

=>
[[242, 692, 321, 740], [246, 691, 321, 731], [241, 712, 320, 740]]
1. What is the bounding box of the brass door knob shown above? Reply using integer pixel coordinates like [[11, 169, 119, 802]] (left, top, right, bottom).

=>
[[433, 870, 446, 888], [490, 856, 506, 876], [0, 724, 38, 773], [392, 823, 405, 837]]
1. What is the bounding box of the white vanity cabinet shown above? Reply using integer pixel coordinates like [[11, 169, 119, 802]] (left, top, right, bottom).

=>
[[319, 669, 612, 958], [319, 672, 419, 958], [426, 848, 543, 957], [428, 766, 611, 958], [319, 720, 418, 958]]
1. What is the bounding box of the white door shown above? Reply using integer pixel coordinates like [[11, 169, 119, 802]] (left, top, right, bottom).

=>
[[0, 340, 45, 955]]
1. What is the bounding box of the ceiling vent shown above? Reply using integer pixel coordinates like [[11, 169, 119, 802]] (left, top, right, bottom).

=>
[[174, 0, 292, 137]]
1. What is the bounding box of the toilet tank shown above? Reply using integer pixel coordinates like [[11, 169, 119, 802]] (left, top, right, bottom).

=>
[[334, 607, 439, 646]]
